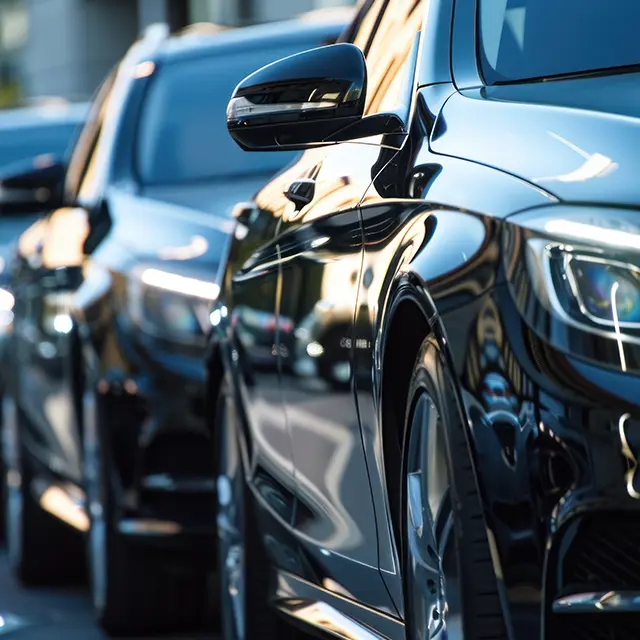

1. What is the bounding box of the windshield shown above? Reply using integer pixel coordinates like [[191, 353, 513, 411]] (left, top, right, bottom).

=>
[[478, 0, 640, 84], [137, 47, 302, 185], [0, 122, 81, 171]]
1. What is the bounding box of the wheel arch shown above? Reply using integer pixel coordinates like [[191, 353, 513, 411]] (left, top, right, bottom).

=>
[[378, 271, 469, 551]]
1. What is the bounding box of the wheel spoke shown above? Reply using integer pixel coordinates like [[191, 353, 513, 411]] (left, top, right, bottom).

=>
[[406, 392, 464, 640]]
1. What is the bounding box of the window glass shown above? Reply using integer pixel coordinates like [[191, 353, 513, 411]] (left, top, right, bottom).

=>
[[478, 0, 640, 84], [351, 0, 388, 53], [360, 0, 426, 116], [136, 47, 302, 185], [64, 71, 116, 200]]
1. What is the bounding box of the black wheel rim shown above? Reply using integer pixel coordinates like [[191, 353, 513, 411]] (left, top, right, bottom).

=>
[[216, 387, 245, 640], [3, 397, 22, 571], [405, 391, 463, 639]]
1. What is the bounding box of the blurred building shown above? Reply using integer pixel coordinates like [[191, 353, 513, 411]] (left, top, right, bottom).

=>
[[0, 0, 354, 108]]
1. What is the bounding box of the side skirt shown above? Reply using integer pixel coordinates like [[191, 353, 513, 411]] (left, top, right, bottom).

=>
[[272, 569, 406, 640]]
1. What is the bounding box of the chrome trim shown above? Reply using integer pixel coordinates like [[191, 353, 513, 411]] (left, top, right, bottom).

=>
[[118, 518, 182, 536], [141, 473, 217, 493], [553, 591, 640, 613], [274, 570, 404, 640]]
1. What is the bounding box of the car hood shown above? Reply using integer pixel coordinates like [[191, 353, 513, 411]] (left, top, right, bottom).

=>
[[107, 187, 239, 282], [138, 174, 275, 216], [432, 72, 640, 208]]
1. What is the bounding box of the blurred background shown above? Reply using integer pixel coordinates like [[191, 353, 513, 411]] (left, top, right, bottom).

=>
[[0, 0, 355, 108]]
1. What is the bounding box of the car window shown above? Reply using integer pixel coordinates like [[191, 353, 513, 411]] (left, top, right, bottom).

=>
[[0, 122, 81, 171], [351, 0, 389, 53], [478, 0, 640, 84], [359, 0, 426, 116], [64, 71, 117, 202], [135, 47, 305, 185]]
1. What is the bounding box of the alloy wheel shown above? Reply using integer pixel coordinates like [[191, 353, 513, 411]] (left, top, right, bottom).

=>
[[405, 391, 464, 639], [216, 388, 245, 640]]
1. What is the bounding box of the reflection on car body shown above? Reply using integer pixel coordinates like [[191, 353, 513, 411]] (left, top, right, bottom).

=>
[[2, 14, 349, 638], [211, 0, 640, 639]]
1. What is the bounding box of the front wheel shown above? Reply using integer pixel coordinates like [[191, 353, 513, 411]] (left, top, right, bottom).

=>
[[83, 391, 209, 637], [3, 397, 83, 586], [402, 337, 508, 640], [215, 378, 307, 640]]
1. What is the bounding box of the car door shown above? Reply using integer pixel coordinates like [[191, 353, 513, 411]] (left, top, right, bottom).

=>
[[350, 0, 454, 616], [11, 72, 115, 483], [226, 194, 300, 525], [274, 0, 423, 614]]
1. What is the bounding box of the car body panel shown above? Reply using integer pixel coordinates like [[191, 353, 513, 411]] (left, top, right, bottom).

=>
[[214, 0, 640, 638], [9, 16, 349, 547], [431, 77, 640, 207]]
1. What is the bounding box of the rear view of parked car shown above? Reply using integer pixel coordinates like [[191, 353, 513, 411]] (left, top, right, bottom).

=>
[[3, 14, 349, 637]]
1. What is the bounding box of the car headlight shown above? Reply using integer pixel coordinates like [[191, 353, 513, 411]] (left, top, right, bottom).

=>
[[504, 206, 640, 371], [126, 266, 219, 345], [558, 253, 640, 327]]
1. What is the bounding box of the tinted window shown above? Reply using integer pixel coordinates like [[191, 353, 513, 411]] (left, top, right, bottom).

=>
[[360, 0, 425, 116], [479, 0, 640, 84], [137, 48, 302, 185], [0, 122, 81, 171]]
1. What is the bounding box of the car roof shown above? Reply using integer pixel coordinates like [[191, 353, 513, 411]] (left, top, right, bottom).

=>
[[157, 13, 351, 64], [0, 101, 90, 130]]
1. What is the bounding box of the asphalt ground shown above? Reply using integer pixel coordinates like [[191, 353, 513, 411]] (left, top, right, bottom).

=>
[[0, 548, 219, 639]]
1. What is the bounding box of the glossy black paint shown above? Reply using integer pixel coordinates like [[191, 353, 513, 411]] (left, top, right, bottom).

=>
[[214, 0, 640, 639], [227, 41, 407, 152], [6, 15, 348, 566], [227, 43, 367, 151]]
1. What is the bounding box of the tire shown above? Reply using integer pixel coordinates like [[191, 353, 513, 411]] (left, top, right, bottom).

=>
[[215, 378, 306, 640], [401, 336, 508, 640], [83, 391, 209, 637], [3, 397, 83, 586]]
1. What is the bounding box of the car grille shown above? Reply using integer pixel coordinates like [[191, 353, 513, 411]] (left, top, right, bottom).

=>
[[561, 515, 640, 591], [547, 515, 640, 640]]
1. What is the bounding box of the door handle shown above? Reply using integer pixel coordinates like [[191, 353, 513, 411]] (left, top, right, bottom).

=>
[[284, 178, 316, 211]]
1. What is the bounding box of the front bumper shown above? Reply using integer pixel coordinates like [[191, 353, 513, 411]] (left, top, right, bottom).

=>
[[442, 284, 640, 639]]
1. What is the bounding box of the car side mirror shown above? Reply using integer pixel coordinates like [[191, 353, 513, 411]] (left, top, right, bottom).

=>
[[226, 43, 405, 151], [0, 155, 67, 215]]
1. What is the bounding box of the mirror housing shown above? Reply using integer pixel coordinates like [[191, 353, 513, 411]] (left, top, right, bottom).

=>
[[0, 155, 67, 215], [227, 43, 404, 151]]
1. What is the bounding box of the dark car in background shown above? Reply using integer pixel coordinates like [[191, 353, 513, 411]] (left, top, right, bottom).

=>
[[3, 13, 349, 637], [0, 101, 88, 172], [0, 100, 88, 533], [211, 0, 640, 639], [0, 99, 89, 306]]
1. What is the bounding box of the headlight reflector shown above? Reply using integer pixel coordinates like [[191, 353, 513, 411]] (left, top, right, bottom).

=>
[[564, 255, 640, 327], [126, 266, 218, 345]]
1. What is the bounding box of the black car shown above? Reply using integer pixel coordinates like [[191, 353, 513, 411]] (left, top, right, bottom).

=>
[[0, 101, 88, 529], [4, 14, 348, 637], [0, 100, 88, 294], [212, 1, 640, 639]]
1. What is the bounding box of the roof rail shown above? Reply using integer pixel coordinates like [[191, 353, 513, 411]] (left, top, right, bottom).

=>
[[141, 22, 170, 43], [177, 22, 230, 36]]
